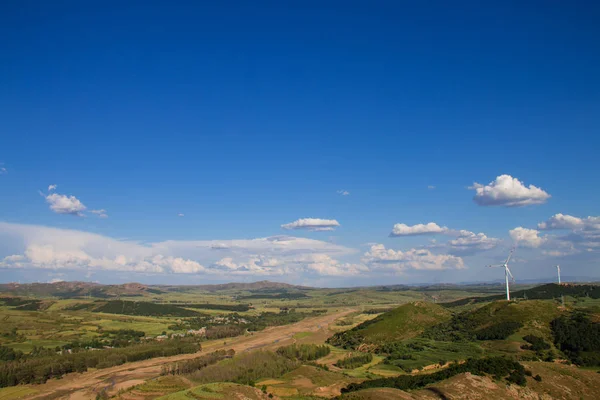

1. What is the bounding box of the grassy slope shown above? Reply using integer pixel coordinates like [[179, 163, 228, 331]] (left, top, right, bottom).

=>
[[360, 302, 452, 342], [340, 361, 600, 400], [156, 382, 270, 400], [258, 365, 359, 397], [330, 302, 452, 349]]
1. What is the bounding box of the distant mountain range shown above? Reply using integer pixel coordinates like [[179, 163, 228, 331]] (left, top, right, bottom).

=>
[[1, 278, 598, 298], [0, 280, 308, 298]]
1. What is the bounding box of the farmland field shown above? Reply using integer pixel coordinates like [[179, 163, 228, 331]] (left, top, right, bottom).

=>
[[1, 281, 600, 399]]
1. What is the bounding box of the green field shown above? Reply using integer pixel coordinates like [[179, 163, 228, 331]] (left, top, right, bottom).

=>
[[1, 281, 600, 399]]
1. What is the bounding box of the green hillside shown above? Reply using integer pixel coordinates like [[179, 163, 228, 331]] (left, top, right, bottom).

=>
[[327, 302, 452, 350], [422, 300, 562, 342], [68, 300, 202, 317], [443, 283, 600, 307]]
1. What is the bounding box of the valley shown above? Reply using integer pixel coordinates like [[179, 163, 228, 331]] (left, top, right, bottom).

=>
[[1, 281, 599, 400]]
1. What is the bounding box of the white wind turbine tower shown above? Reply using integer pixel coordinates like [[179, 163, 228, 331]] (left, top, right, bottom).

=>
[[556, 265, 561, 285], [488, 248, 515, 301]]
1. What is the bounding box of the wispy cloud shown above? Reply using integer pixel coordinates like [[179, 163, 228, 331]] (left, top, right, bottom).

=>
[[0, 222, 358, 277], [48, 184, 57, 191], [91, 209, 108, 218], [337, 190, 350, 196], [281, 218, 341, 231]]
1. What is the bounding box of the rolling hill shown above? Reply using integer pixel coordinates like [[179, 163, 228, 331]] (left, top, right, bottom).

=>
[[327, 302, 452, 350], [442, 283, 600, 307]]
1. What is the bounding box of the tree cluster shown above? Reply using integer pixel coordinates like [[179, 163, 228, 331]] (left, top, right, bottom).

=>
[[474, 321, 523, 340], [340, 357, 529, 393], [521, 335, 551, 352], [0, 339, 199, 388], [276, 344, 330, 361], [68, 300, 201, 317], [188, 350, 299, 386], [161, 349, 234, 375], [551, 312, 600, 366], [335, 353, 373, 369]]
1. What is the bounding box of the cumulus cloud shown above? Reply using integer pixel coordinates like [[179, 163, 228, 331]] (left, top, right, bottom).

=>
[[286, 254, 368, 276], [213, 256, 282, 275], [337, 190, 350, 196], [45, 193, 87, 216], [0, 222, 357, 278], [446, 231, 500, 255], [48, 184, 57, 191], [362, 244, 465, 272], [538, 213, 597, 231], [91, 209, 108, 218], [281, 218, 340, 231], [509, 227, 547, 248], [390, 222, 499, 255], [470, 174, 550, 207], [390, 222, 448, 237]]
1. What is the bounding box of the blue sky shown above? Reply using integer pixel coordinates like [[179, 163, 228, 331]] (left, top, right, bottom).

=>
[[1, 1, 599, 286]]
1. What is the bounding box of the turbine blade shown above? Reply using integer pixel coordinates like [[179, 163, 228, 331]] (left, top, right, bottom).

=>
[[505, 248, 515, 265], [506, 267, 514, 281]]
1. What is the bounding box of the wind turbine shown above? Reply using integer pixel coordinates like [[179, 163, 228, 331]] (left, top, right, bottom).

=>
[[556, 265, 561, 285], [488, 248, 515, 301]]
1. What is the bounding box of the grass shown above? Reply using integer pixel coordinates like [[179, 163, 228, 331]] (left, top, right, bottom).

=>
[[156, 382, 265, 400], [367, 363, 404, 377], [258, 365, 358, 397], [0, 386, 38, 400], [293, 332, 313, 340], [385, 339, 484, 372], [340, 355, 385, 378], [127, 375, 190, 395], [328, 302, 452, 350]]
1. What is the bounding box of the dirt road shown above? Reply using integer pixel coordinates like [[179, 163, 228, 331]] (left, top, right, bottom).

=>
[[26, 308, 355, 400]]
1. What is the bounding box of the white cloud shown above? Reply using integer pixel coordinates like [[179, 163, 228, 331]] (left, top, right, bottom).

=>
[[390, 222, 499, 255], [362, 244, 465, 272], [48, 184, 57, 191], [91, 209, 108, 218], [0, 165, 6, 174], [470, 174, 550, 207], [286, 253, 368, 276], [428, 185, 436, 190], [178, 213, 185, 217], [542, 249, 579, 257], [337, 190, 350, 196], [0, 222, 357, 278], [509, 227, 547, 248], [45, 193, 87, 216], [446, 231, 500, 255], [538, 213, 596, 231], [390, 222, 448, 237], [281, 218, 340, 231]]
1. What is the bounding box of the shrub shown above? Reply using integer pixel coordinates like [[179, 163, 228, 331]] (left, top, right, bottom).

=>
[[341, 357, 528, 393], [276, 344, 330, 361], [335, 353, 373, 369]]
